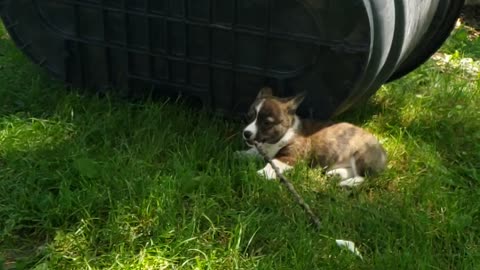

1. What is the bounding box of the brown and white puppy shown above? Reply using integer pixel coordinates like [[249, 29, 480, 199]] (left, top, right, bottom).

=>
[[239, 87, 387, 187]]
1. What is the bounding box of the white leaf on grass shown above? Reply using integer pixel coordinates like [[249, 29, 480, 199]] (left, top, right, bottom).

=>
[[335, 239, 363, 259]]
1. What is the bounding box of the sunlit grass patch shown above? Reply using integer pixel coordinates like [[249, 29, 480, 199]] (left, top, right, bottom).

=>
[[0, 117, 75, 153]]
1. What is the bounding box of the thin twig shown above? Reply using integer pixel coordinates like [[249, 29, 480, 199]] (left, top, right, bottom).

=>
[[253, 142, 322, 229]]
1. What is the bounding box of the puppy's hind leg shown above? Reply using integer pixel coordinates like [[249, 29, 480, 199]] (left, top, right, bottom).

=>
[[338, 157, 365, 187], [326, 159, 355, 180], [326, 167, 354, 180], [339, 177, 365, 187]]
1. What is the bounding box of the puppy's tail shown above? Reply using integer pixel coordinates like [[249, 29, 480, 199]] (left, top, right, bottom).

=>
[[353, 145, 387, 176]]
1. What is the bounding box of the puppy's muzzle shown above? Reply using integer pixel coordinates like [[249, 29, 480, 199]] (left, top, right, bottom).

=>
[[242, 130, 255, 146]]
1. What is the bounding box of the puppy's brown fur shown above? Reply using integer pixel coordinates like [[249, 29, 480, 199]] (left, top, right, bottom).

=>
[[276, 120, 387, 176], [242, 87, 387, 183]]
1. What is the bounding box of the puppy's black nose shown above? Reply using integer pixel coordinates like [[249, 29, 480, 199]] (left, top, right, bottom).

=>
[[243, 130, 253, 140]]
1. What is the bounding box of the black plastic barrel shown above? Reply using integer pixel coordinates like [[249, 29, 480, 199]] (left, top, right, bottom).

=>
[[0, 0, 464, 119]]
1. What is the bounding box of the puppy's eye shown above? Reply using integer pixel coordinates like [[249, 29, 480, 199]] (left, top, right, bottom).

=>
[[263, 117, 276, 126]]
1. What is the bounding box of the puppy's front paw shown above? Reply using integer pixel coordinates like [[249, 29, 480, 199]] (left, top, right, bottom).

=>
[[234, 148, 260, 159], [257, 164, 277, 180]]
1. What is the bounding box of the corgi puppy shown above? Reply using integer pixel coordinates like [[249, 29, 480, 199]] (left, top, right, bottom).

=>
[[239, 87, 387, 187]]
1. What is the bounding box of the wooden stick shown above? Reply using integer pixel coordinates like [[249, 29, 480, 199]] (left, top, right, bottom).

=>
[[253, 142, 322, 229]]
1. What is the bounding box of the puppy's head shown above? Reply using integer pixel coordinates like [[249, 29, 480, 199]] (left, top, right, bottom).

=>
[[242, 87, 305, 146]]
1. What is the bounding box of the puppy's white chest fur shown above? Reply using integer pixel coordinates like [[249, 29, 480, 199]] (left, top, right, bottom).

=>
[[257, 116, 300, 158]]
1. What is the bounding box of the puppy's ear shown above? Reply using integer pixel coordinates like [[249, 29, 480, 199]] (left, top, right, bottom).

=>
[[257, 87, 273, 99], [286, 91, 306, 112]]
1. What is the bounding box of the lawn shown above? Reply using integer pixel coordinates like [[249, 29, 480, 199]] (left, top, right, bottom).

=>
[[1, 19, 480, 269]]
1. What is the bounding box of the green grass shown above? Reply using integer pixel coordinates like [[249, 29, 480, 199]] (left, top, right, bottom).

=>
[[1, 21, 480, 269], [441, 23, 480, 59]]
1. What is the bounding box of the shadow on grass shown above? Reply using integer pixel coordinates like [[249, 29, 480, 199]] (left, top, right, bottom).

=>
[[0, 101, 243, 268]]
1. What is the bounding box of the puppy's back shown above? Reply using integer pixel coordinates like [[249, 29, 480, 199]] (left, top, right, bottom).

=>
[[306, 122, 387, 174]]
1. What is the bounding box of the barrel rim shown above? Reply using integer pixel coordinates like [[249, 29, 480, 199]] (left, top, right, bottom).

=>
[[387, 0, 465, 82]]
